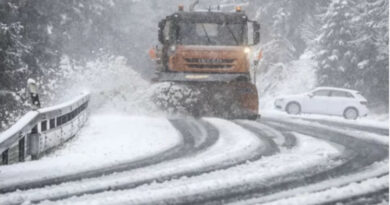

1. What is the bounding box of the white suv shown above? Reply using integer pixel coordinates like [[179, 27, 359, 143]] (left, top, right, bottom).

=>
[[274, 87, 369, 120]]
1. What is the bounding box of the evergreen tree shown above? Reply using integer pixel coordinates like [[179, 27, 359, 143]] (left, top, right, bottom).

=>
[[316, 0, 388, 105], [316, 0, 358, 87], [354, 0, 389, 103], [0, 0, 120, 129]]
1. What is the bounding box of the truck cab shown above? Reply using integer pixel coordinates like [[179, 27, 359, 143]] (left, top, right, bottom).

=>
[[153, 8, 260, 83]]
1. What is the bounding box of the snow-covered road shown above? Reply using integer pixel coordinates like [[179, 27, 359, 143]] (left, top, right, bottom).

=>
[[45, 133, 342, 205], [0, 113, 388, 205]]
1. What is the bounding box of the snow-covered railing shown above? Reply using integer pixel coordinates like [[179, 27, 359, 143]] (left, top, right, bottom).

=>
[[0, 93, 90, 166]]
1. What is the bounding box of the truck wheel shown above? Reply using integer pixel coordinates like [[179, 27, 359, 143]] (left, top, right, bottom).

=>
[[344, 107, 359, 120], [246, 114, 259, 121], [286, 102, 301, 115]]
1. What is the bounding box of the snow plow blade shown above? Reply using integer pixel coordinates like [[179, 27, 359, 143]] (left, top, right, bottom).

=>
[[152, 81, 259, 120]]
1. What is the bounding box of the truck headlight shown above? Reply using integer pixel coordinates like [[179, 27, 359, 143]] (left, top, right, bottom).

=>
[[168, 45, 176, 56], [244, 47, 251, 54]]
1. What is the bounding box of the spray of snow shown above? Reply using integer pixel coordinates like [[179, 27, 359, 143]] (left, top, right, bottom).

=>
[[52, 55, 162, 116]]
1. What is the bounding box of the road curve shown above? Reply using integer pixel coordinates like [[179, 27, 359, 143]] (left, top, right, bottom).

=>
[[0, 116, 387, 205]]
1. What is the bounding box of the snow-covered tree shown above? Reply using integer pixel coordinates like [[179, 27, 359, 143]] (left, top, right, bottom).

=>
[[316, 0, 388, 104], [316, 0, 358, 87], [0, 3, 31, 129], [354, 0, 389, 103], [0, 0, 120, 129]]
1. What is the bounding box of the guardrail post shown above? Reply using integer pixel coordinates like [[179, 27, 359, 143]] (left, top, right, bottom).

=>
[[18, 136, 25, 162], [2, 149, 8, 165], [29, 125, 40, 160]]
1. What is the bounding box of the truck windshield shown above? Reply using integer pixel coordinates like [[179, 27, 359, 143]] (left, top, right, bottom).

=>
[[177, 23, 245, 46]]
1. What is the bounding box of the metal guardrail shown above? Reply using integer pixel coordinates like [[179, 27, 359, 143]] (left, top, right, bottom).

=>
[[0, 92, 90, 165]]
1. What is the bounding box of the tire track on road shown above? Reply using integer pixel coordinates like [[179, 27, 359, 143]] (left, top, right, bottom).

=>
[[220, 118, 389, 205], [42, 119, 268, 203], [321, 187, 389, 205]]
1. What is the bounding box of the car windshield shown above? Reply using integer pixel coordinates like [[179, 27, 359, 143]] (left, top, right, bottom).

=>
[[177, 22, 245, 46]]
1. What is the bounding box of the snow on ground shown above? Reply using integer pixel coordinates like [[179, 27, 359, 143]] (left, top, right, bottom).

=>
[[237, 120, 288, 147], [263, 174, 388, 205], [233, 160, 389, 204], [32, 132, 343, 205], [0, 118, 262, 204], [263, 109, 389, 129], [366, 111, 389, 123], [0, 114, 181, 189], [262, 111, 389, 145]]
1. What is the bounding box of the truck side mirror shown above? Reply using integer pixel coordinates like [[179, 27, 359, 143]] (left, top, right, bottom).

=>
[[253, 22, 260, 45], [158, 20, 166, 44], [247, 21, 261, 46]]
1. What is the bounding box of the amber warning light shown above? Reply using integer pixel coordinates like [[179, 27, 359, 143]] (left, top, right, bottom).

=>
[[257, 50, 263, 61], [149, 48, 157, 60], [236, 6, 242, 12]]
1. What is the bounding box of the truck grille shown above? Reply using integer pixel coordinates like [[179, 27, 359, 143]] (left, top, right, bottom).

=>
[[184, 58, 235, 69]]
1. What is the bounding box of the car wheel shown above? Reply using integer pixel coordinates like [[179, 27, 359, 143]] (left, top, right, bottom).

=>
[[286, 102, 301, 115], [344, 107, 359, 120]]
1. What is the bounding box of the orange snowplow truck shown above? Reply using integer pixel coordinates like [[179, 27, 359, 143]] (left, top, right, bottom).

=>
[[150, 6, 261, 119]]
